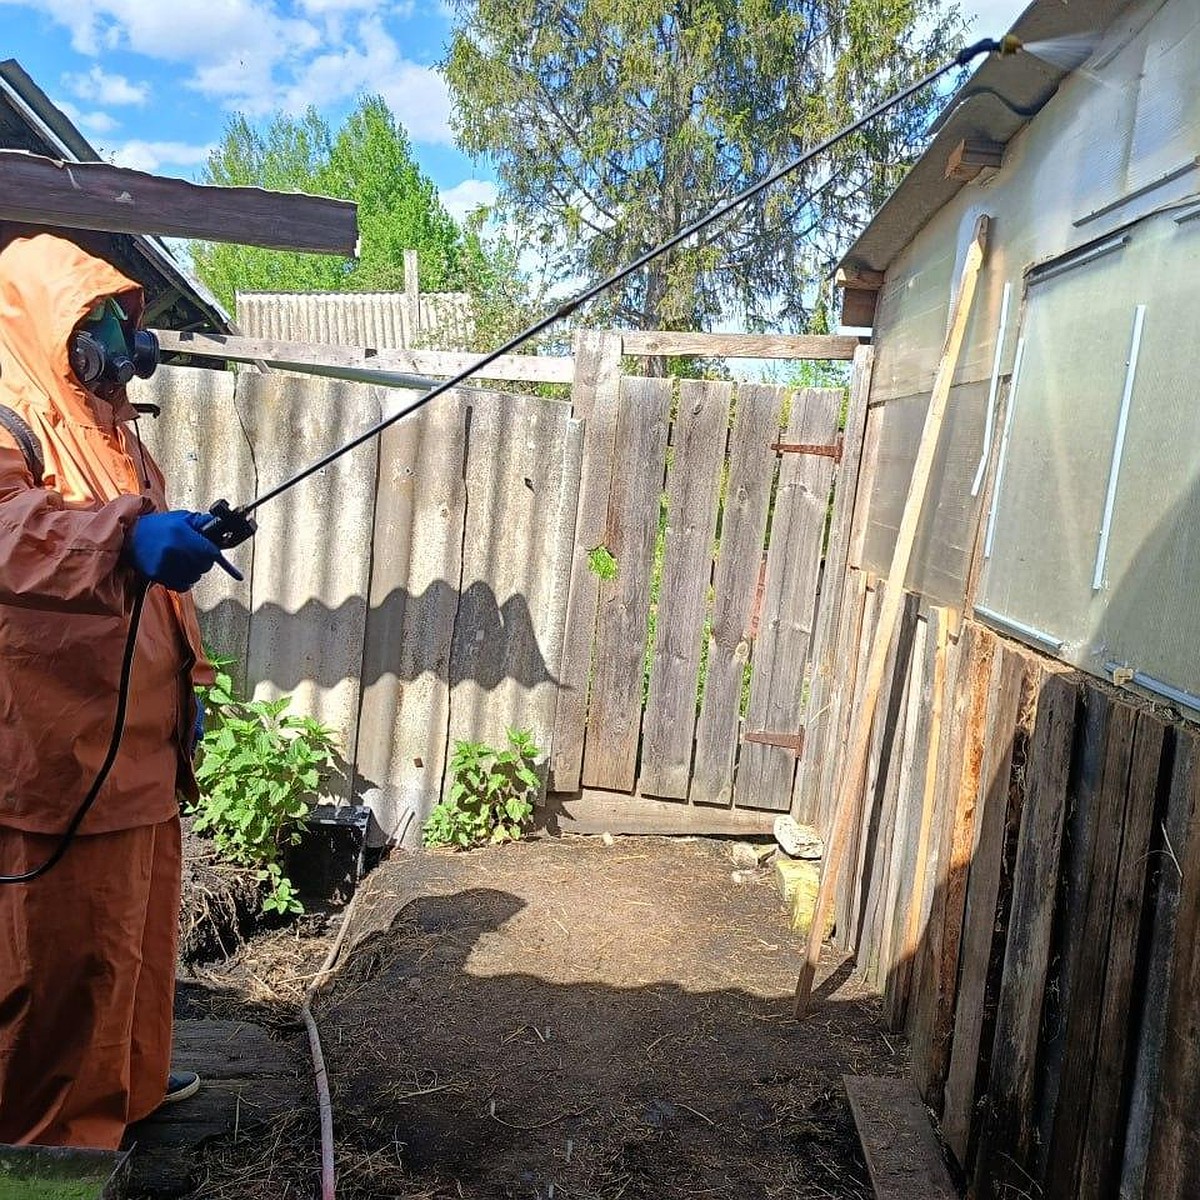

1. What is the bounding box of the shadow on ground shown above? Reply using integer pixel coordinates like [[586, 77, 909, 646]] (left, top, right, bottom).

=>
[[150, 838, 906, 1200]]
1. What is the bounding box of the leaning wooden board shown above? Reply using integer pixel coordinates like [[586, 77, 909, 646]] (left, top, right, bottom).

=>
[[844, 1075, 958, 1199]]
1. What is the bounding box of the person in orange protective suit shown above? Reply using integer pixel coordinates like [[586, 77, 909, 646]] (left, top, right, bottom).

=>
[[0, 233, 239, 1148]]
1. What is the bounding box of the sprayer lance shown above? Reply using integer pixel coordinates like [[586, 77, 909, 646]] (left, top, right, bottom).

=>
[[199, 33, 1018, 552]]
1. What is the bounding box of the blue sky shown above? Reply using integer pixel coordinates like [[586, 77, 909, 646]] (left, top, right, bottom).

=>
[[2, 0, 1026, 223]]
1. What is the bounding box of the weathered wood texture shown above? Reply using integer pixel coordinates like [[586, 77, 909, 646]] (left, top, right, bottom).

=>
[[0, 148, 359, 251], [844, 1076, 959, 1200], [158, 329, 576, 385], [737, 387, 840, 810], [621, 330, 862, 359], [641, 381, 732, 798], [582, 377, 672, 793], [543, 790, 776, 836], [551, 332, 624, 792], [691, 385, 779, 805], [792, 346, 875, 825]]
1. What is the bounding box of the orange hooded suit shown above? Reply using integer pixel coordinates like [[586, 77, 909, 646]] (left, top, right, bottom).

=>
[[0, 234, 212, 1147]]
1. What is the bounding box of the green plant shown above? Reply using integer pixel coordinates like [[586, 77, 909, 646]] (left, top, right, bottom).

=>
[[424, 729, 542, 849], [588, 544, 618, 581], [191, 663, 339, 914]]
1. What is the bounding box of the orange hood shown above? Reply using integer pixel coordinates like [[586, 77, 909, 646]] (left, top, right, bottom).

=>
[[0, 234, 144, 426]]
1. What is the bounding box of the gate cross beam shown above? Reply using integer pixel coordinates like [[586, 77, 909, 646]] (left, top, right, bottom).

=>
[[742, 729, 806, 757]]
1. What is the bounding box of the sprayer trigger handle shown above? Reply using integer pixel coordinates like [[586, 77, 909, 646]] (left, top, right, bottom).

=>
[[201, 499, 258, 550]]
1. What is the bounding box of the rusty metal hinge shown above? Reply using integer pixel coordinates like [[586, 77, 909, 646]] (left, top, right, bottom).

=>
[[742, 729, 805, 757], [770, 433, 843, 463]]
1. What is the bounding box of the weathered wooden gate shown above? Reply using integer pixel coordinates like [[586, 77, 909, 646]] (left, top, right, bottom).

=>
[[550, 331, 862, 829]]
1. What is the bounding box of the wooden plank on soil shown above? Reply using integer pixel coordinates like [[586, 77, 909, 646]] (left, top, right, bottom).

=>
[[641, 380, 733, 798], [1121, 728, 1200, 1199], [736, 387, 841, 811], [582, 377, 672, 793], [942, 644, 1031, 1166], [792, 346, 875, 823], [1144, 728, 1200, 1199], [545, 789, 775, 836], [887, 606, 949, 1032], [844, 1076, 958, 1200], [692, 384, 780, 807], [972, 670, 1078, 1200], [551, 331, 623, 793], [1077, 711, 1166, 1197]]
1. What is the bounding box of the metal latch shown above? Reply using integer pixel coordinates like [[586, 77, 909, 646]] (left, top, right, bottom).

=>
[[742, 729, 805, 757], [770, 434, 843, 463]]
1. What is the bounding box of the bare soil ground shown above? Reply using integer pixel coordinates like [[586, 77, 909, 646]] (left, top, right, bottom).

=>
[[178, 836, 906, 1199]]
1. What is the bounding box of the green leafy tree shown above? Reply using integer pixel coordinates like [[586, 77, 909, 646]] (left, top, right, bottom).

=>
[[443, 0, 964, 333], [191, 95, 508, 320]]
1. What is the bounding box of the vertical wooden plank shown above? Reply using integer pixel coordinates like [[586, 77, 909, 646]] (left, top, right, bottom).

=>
[[880, 611, 930, 1009], [887, 606, 948, 1032], [1144, 730, 1200, 1200], [581, 376, 671, 793], [641, 380, 732, 798], [1121, 728, 1196, 1200], [942, 644, 1033, 1167], [551, 330, 623, 793], [848, 400, 883, 570], [792, 346, 875, 821], [692, 384, 778, 807], [973, 671, 1079, 1200], [1078, 712, 1166, 1197], [1043, 690, 1137, 1197], [736, 387, 840, 810], [910, 623, 996, 1108], [817, 567, 869, 835], [860, 596, 919, 990]]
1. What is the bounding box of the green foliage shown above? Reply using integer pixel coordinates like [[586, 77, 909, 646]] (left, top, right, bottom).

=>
[[191, 95, 523, 344], [424, 729, 542, 849], [191, 663, 339, 915], [443, 0, 965, 333], [588, 545, 619, 581]]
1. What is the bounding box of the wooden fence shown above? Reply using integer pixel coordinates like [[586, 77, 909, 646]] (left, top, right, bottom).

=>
[[795, 566, 1200, 1198], [141, 328, 864, 841]]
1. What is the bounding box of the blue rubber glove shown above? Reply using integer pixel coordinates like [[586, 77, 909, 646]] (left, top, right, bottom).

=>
[[123, 510, 243, 592], [192, 694, 205, 756]]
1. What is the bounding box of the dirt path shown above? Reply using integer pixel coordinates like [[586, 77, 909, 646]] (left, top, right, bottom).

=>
[[186, 836, 905, 1198]]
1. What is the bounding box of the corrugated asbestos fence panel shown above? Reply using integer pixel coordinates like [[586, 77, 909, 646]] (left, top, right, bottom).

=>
[[132, 365, 255, 689], [237, 290, 474, 351], [735, 387, 841, 811], [353, 392, 468, 841], [641, 380, 732, 799], [444, 391, 582, 790], [235, 371, 382, 802], [582, 377, 672, 793], [691, 384, 778, 807]]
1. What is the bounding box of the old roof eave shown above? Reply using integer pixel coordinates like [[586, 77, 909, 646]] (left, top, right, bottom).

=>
[[837, 0, 1143, 279]]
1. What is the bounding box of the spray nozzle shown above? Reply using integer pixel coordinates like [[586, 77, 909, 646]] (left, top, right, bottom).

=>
[[956, 34, 1024, 66]]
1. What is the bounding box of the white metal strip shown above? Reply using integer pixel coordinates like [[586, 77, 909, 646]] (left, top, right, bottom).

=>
[[983, 334, 1026, 559], [1105, 662, 1200, 715], [975, 605, 1064, 653], [971, 280, 1012, 496], [1092, 304, 1146, 591]]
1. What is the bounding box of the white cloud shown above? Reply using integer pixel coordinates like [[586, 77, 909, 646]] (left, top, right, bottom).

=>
[[104, 139, 215, 172], [63, 64, 148, 106], [441, 178, 498, 221], [961, 0, 1026, 35], [54, 97, 120, 136]]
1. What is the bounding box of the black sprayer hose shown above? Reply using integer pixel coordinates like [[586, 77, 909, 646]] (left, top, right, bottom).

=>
[[0, 581, 148, 883], [238, 54, 967, 519]]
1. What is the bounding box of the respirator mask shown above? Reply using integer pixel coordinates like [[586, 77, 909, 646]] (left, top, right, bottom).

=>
[[69, 297, 160, 390]]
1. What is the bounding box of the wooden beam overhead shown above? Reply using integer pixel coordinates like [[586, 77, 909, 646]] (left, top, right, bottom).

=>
[[621, 330, 863, 360], [946, 137, 1006, 182], [835, 264, 885, 291], [840, 287, 879, 329], [0, 149, 358, 254]]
